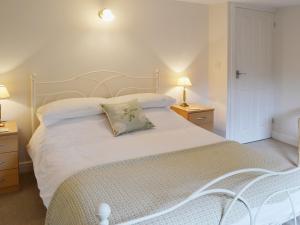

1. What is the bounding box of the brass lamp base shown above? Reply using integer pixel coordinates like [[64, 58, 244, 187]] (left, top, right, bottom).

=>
[[0, 104, 5, 127], [180, 102, 189, 107], [0, 103, 4, 127], [180, 86, 189, 107]]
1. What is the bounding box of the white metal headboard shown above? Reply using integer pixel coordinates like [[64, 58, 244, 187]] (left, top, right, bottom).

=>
[[30, 69, 160, 131]]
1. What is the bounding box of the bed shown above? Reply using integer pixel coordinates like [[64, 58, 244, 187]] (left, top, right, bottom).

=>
[[27, 70, 300, 225]]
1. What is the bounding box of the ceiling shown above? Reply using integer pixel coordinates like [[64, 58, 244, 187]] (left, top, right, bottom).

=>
[[178, 0, 300, 8]]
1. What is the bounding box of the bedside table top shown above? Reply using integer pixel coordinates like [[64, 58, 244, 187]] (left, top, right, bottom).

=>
[[171, 104, 214, 113], [0, 121, 18, 136]]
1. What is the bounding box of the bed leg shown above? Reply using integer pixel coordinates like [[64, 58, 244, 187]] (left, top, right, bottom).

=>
[[97, 203, 111, 225]]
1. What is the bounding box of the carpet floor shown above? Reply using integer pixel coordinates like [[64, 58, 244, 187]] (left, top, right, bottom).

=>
[[0, 173, 46, 225]]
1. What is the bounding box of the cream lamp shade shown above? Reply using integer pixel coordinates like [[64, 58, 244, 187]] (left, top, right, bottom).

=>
[[0, 85, 10, 99], [177, 76, 192, 87]]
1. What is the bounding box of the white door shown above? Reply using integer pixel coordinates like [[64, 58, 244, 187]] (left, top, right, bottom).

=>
[[229, 7, 274, 143]]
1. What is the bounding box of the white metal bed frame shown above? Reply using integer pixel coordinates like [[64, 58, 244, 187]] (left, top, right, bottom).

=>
[[30, 70, 300, 225], [98, 167, 300, 225], [30, 69, 159, 131], [97, 120, 300, 225]]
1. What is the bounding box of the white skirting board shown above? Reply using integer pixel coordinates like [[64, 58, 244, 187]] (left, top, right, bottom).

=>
[[271, 114, 299, 148], [271, 130, 298, 147]]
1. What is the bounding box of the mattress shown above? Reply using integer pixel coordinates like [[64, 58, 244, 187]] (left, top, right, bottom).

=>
[[28, 108, 224, 207]]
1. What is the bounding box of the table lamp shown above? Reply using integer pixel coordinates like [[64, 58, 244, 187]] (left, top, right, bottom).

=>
[[0, 85, 10, 127], [177, 76, 192, 107]]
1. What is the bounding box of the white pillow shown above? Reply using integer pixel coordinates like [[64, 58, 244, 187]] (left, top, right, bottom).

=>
[[37, 98, 107, 126], [107, 93, 176, 109]]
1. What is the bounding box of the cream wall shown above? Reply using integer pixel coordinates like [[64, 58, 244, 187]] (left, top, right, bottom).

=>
[[272, 6, 300, 146], [208, 3, 229, 137], [0, 0, 209, 163]]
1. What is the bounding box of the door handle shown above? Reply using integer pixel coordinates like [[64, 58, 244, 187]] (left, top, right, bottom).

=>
[[236, 70, 247, 79]]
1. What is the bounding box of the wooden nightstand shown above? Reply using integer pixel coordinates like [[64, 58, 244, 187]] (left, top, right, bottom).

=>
[[0, 121, 19, 193], [171, 104, 214, 131]]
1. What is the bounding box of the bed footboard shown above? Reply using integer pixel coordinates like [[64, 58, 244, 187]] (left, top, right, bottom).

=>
[[98, 167, 300, 225], [98, 203, 111, 225]]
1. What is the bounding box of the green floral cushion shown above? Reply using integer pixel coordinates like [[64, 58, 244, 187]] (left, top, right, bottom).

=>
[[101, 99, 155, 136]]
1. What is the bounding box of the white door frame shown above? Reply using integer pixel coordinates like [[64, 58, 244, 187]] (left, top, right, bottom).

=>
[[226, 3, 276, 140]]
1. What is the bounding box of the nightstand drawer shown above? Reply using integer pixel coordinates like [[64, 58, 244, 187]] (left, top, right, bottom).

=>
[[0, 152, 18, 170], [189, 111, 213, 125], [171, 104, 214, 132], [0, 135, 18, 153], [0, 169, 19, 188]]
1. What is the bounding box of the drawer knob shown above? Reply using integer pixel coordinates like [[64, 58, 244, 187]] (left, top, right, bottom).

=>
[[0, 144, 5, 147], [0, 178, 5, 183], [196, 117, 206, 120], [0, 161, 4, 165]]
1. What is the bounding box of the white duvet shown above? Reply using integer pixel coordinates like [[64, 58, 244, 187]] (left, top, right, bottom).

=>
[[28, 107, 300, 225], [28, 108, 224, 207]]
